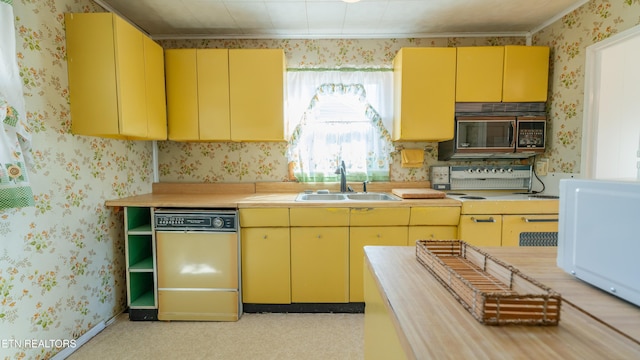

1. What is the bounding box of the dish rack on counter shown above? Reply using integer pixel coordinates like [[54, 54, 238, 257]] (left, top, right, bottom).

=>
[[415, 240, 561, 326]]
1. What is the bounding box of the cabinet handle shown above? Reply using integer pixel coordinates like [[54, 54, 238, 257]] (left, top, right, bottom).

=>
[[316, 234, 322, 239], [471, 217, 495, 223], [263, 235, 268, 239], [522, 217, 558, 223]]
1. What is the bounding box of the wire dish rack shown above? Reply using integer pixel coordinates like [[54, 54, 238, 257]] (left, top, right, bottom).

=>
[[416, 240, 561, 326]]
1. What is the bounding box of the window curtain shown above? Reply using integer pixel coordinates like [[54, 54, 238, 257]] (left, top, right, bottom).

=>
[[1, 0, 34, 209], [286, 70, 394, 182]]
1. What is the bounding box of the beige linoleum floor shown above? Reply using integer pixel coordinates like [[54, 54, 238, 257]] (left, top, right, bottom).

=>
[[67, 312, 364, 360]]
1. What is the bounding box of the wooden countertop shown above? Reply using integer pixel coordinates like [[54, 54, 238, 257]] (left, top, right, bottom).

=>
[[104, 182, 461, 208], [364, 246, 640, 359]]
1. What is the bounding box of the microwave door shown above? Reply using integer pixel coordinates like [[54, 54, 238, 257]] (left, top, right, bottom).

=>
[[455, 117, 516, 152]]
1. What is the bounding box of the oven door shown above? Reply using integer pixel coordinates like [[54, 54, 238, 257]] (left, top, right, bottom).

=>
[[455, 116, 516, 153], [502, 214, 558, 247]]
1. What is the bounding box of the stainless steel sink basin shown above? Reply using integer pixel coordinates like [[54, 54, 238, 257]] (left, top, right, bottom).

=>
[[347, 193, 401, 201], [295, 193, 347, 201], [295, 192, 400, 202]]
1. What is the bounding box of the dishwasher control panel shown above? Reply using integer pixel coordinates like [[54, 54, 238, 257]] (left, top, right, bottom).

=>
[[154, 209, 237, 232]]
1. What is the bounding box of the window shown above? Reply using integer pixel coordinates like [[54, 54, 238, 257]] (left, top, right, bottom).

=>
[[286, 71, 393, 182]]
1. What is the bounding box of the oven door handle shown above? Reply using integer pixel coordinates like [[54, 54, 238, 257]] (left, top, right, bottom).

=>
[[522, 217, 558, 223]]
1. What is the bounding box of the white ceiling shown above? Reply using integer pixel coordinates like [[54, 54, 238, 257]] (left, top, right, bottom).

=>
[[93, 0, 588, 40]]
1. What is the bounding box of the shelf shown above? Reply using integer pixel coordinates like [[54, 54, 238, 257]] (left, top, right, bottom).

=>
[[129, 256, 154, 271], [129, 272, 155, 308], [130, 289, 156, 308], [128, 224, 152, 234], [126, 207, 152, 231], [127, 234, 153, 267]]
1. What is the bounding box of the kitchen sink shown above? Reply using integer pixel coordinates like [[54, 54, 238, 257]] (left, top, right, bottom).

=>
[[346, 193, 401, 201], [295, 192, 400, 202], [295, 193, 348, 201]]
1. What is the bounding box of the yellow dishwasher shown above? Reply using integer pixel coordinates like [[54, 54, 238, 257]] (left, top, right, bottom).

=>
[[154, 209, 241, 321]]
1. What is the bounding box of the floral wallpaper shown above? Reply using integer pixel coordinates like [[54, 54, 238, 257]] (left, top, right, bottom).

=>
[[536, 0, 640, 173], [1, 1, 153, 359], [1, 0, 639, 359]]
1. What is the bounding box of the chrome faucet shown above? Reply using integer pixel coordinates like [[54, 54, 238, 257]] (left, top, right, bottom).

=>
[[335, 160, 347, 193]]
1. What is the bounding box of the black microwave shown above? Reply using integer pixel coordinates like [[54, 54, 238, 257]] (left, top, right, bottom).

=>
[[438, 116, 546, 160]]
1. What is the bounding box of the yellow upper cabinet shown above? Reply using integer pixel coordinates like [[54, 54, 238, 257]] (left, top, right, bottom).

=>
[[143, 36, 168, 140], [393, 47, 456, 141], [456, 46, 505, 102], [229, 49, 286, 141], [455, 45, 550, 103], [502, 46, 550, 102], [65, 13, 166, 139], [165, 49, 230, 141], [165, 48, 285, 141]]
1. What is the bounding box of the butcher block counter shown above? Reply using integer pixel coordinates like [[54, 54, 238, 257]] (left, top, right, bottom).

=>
[[104, 182, 461, 208], [363, 246, 640, 359]]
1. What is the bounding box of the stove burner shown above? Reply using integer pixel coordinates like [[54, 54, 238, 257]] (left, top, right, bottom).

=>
[[460, 196, 486, 200]]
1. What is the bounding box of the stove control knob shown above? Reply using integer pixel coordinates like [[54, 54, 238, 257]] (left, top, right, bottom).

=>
[[491, 168, 498, 173], [498, 168, 505, 173], [213, 217, 225, 229], [506, 168, 513, 173], [482, 168, 490, 173], [476, 168, 483, 173]]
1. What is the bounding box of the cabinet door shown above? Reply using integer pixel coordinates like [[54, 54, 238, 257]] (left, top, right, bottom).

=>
[[501, 214, 558, 247], [393, 47, 456, 141], [290, 227, 349, 303], [349, 227, 408, 302], [458, 215, 502, 246], [65, 13, 119, 137], [198, 49, 231, 141], [165, 49, 199, 140], [241, 227, 291, 303], [364, 263, 407, 359], [502, 46, 550, 102], [456, 46, 504, 102], [143, 36, 167, 140], [113, 16, 147, 138], [229, 49, 285, 141]]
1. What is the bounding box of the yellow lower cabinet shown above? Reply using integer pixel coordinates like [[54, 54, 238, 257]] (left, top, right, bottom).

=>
[[458, 215, 502, 246], [408, 226, 458, 245], [501, 214, 559, 247], [364, 261, 407, 360], [290, 227, 349, 303], [241, 227, 291, 304], [349, 226, 408, 302]]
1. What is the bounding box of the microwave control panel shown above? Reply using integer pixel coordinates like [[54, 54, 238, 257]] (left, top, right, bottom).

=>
[[517, 119, 546, 149]]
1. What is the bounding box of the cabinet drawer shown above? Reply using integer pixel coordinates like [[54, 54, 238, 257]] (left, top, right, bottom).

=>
[[350, 207, 410, 226], [458, 215, 502, 247], [240, 208, 289, 227], [408, 226, 458, 244], [409, 207, 460, 226], [290, 208, 349, 227]]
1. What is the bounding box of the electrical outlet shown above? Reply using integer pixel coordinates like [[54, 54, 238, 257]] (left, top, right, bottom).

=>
[[535, 159, 549, 176]]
